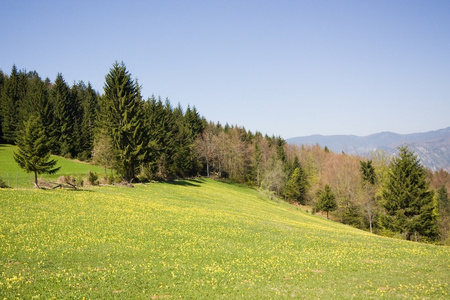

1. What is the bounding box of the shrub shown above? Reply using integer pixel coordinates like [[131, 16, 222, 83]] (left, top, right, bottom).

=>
[[87, 171, 99, 186], [0, 177, 9, 188], [57, 174, 83, 189]]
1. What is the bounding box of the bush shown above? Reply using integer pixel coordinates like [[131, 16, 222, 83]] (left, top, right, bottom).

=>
[[87, 171, 99, 186], [0, 177, 9, 188], [36, 178, 56, 189], [77, 151, 91, 162], [106, 174, 122, 185], [57, 174, 83, 189]]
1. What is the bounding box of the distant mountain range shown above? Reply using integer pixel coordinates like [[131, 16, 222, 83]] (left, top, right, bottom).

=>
[[287, 127, 450, 172]]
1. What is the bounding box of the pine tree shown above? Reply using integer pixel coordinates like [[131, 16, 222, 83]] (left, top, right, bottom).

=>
[[185, 105, 205, 137], [141, 96, 164, 179], [20, 73, 55, 145], [170, 104, 200, 178], [315, 184, 337, 219], [381, 146, 438, 241], [1, 65, 21, 143], [284, 166, 308, 204], [69, 81, 98, 160], [437, 185, 450, 218], [51, 73, 75, 156], [102, 61, 146, 182], [360, 160, 376, 185], [436, 185, 449, 242], [80, 82, 99, 159], [148, 98, 176, 179], [14, 115, 60, 188], [0, 70, 6, 143]]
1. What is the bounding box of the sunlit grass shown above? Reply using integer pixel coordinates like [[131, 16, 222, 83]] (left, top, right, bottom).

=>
[[0, 144, 106, 188], [1, 179, 448, 298]]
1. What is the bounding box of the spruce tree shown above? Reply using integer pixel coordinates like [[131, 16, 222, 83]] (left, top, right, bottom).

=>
[[171, 104, 199, 178], [284, 166, 308, 204], [79, 82, 99, 159], [141, 96, 164, 179], [102, 61, 146, 182], [1, 65, 21, 143], [158, 99, 177, 178], [381, 146, 438, 241], [185, 105, 205, 137], [14, 115, 60, 188], [143, 98, 176, 179], [437, 186, 449, 218], [436, 185, 449, 241], [51, 73, 74, 156], [360, 160, 376, 185], [0, 70, 5, 143], [315, 184, 337, 219], [21, 73, 55, 144]]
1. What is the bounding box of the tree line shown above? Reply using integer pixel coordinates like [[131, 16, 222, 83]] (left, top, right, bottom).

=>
[[0, 62, 449, 243], [0, 65, 98, 159]]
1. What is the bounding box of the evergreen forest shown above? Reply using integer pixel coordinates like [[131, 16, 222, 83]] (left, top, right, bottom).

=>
[[0, 63, 449, 244]]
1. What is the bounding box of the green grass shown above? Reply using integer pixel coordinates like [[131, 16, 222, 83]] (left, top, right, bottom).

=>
[[1, 179, 449, 299], [0, 144, 107, 188]]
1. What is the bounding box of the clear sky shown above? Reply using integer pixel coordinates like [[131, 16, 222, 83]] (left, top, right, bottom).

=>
[[1, 0, 449, 138]]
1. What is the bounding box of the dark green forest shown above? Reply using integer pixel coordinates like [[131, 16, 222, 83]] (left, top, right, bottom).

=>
[[0, 63, 449, 243]]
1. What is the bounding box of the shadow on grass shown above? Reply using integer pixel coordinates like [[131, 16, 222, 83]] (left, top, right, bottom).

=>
[[39, 187, 95, 192], [163, 178, 205, 187], [217, 178, 251, 189]]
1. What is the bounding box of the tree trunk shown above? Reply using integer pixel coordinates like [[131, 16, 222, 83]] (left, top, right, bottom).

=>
[[406, 232, 411, 241], [326, 211, 329, 219], [34, 171, 39, 189]]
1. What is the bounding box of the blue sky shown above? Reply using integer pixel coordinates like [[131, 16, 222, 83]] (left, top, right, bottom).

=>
[[1, 0, 449, 138]]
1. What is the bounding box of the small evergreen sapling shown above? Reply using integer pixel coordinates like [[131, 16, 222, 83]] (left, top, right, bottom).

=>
[[14, 115, 60, 188], [315, 184, 337, 219]]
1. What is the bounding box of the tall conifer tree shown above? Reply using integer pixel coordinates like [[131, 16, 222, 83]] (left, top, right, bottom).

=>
[[141, 96, 164, 179], [102, 61, 146, 182], [1, 65, 21, 143], [79, 82, 99, 159], [381, 146, 438, 241], [0, 70, 5, 143], [21, 74, 55, 146], [51, 73, 74, 156], [436, 186, 449, 241]]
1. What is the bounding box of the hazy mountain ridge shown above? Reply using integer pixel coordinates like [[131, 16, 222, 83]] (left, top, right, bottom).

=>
[[287, 127, 450, 172]]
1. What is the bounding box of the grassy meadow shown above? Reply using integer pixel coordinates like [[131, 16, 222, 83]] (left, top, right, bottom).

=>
[[0, 144, 107, 188], [1, 177, 449, 299]]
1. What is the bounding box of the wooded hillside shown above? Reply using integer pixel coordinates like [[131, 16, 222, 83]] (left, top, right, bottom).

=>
[[1, 63, 449, 243]]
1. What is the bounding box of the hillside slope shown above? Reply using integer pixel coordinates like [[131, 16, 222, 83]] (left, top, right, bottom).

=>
[[1, 179, 448, 299], [0, 144, 106, 188], [287, 127, 450, 171]]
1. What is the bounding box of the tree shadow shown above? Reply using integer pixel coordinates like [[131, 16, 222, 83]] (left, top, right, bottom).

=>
[[164, 178, 204, 187], [39, 186, 95, 192]]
